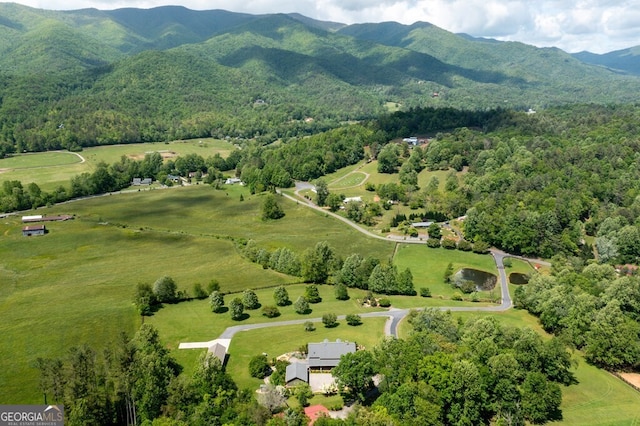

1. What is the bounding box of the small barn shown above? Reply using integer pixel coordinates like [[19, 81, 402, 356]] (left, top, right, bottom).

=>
[[208, 343, 228, 366], [22, 225, 46, 236]]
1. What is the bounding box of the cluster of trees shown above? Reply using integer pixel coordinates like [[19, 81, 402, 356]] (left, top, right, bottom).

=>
[[515, 258, 640, 370], [34, 324, 270, 426], [327, 309, 574, 425], [241, 241, 415, 295]]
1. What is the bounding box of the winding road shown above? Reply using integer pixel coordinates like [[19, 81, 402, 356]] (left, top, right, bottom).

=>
[[180, 180, 545, 350]]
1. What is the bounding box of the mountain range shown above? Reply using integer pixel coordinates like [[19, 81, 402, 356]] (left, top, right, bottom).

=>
[[1, 3, 640, 151]]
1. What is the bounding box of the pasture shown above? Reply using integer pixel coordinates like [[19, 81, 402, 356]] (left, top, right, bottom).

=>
[[0, 138, 235, 191], [0, 184, 394, 403]]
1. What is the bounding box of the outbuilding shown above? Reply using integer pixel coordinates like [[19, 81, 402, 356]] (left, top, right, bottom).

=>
[[22, 224, 46, 236]]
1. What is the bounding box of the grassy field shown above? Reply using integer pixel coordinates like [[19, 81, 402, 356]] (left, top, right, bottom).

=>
[[225, 317, 388, 390], [0, 138, 235, 191], [394, 244, 499, 301]]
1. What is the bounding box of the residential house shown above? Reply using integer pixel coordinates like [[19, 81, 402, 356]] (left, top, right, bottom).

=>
[[284, 339, 356, 385]]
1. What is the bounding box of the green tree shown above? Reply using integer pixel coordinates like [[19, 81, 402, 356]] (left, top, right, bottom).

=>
[[322, 313, 338, 328], [368, 264, 397, 294], [315, 179, 329, 206], [153, 276, 178, 303], [335, 283, 349, 300], [326, 193, 343, 212], [521, 372, 562, 424], [192, 283, 207, 299], [134, 283, 157, 316], [444, 262, 454, 283], [304, 285, 322, 303], [294, 296, 310, 314], [249, 355, 271, 379], [301, 241, 336, 283], [273, 285, 290, 306], [333, 350, 376, 402], [427, 223, 441, 240], [262, 305, 280, 318], [230, 297, 244, 320], [209, 291, 225, 313], [261, 193, 285, 220], [242, 289, 260, 310], [377, 144, 399, 173], [295, 383, 313, 407], [397, 267, 415, 295]]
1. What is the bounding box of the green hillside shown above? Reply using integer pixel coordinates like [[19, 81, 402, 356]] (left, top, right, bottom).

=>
[[1, 4, 640, 155]]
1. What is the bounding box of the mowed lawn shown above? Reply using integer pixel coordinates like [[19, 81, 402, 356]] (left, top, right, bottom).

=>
[[393, 244, 499, 301], [0, 138, 235, 191], [0, 185, 394, 403]]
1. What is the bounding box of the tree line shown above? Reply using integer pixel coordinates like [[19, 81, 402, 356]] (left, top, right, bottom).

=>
[[240, 240, 416, 296]]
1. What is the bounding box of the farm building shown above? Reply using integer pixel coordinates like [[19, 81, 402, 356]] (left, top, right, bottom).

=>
[[22, 225, 46, 236], [22, 215, 73, 223], [132, 178, 153, 186]]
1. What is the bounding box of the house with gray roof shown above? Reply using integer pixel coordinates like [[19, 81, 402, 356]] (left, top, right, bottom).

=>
[[285, 362, 309, 386], [284, 339, 356, 386], [308, 339, 356, 370]]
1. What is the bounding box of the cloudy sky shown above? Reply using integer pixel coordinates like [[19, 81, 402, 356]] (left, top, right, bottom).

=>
[[12, 0, 640, 53]]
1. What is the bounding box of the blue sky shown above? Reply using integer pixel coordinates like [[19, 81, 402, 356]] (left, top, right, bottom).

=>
[[11, 0, 640, 53]]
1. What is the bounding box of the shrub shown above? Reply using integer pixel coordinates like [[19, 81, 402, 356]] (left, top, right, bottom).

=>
[[419, 287, 432, 297], [472, 239, 490, 254], [456, 239, 472, 251], [346, 314, 362, 326], [378, 298, 391, 307], [459, 280, 476, 294], [503, 258, 513, 268], [452, 292, 463, 301], [322, 313, 338, 328], [441, 238, 457, 249], [192, 283, 208, 299], [262, 305, 280, 318], [426, 238, 441, 248], [249, 355, 271, 379], [304, 321, 315, 332]]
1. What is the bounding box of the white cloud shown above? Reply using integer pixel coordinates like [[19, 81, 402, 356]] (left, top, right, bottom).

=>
[[10, 0, 640, 53]]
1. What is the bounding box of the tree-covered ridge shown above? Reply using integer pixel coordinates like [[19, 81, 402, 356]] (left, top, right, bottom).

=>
[[372, 104, 640, 260], [2, 5, 640, 153]]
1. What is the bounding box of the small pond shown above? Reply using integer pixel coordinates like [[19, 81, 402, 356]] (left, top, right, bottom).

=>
[[454, 268, 497, 291], [509, 273, 530, 285]]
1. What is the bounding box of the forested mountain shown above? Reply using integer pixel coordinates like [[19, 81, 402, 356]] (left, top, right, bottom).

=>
[[2, 4, 640, 154], [573, 47, 640, 76]]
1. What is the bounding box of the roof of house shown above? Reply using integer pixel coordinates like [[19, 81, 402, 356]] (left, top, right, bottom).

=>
[[411, 221, 434, 228], [285, 361, 309, 384], [304, 405, 330, 425], [22, 225, 46, 231], [208, 343, 227, 365], [307, 339, 356, 368]]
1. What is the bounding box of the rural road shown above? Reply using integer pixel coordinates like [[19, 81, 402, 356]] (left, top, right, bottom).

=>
[[180, 183, 547, 350]]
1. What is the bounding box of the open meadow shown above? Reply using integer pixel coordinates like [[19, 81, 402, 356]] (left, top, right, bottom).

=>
[[0, 138, 235, 191]]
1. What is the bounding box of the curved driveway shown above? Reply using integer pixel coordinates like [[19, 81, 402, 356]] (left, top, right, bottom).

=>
[[180, 183, 543, 349]]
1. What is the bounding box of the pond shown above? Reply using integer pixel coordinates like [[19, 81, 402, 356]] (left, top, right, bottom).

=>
[[509, 272, 529, 285], [454, 268, 497, 291]]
